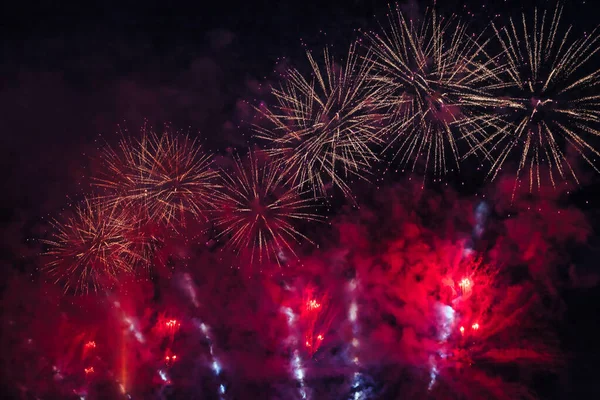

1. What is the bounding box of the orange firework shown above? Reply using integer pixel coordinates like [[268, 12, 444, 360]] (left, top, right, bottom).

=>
[[214, 151, 321, 265], [43, 199, 146, 294], [474, 5, 600, 195], [254, 43, 386, 198], [95, 124, 220, 227], [367, 6, 503, 176]]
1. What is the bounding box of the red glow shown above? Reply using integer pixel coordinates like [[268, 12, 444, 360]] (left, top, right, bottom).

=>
[[460, 326, 465, 334], [84, 340, 96, 349], [84, 367, 94, 374], [472, 322, 480, 331], [317, 334, 324, 341]]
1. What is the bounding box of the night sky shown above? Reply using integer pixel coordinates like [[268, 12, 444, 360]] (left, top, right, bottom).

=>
[[2, 0, 600, 399]]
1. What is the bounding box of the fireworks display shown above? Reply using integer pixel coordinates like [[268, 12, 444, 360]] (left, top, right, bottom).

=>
[[214, 150, 321, 266], [477, 5, 600, 193], [95, 125, 220, 227], [254, 44, 386, 198], [2, 1, 600, 399], [42, 200, 147, 294], [366, 6, 503, 176]]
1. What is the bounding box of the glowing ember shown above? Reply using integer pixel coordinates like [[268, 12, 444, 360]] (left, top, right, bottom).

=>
[[459, 278, 473, 292], [306, 299, 321, 311], [166, 319, 180, 329]]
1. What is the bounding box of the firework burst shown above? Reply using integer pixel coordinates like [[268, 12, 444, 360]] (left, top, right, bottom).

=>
[[476, 5, 600, 193], [42, 200, 146, 294], [254, 44, 386, 198], [95, 125, 220, 227], [214, 151, 321, 266], [366, 7, 503, 176], [430, 258, 559, 400]]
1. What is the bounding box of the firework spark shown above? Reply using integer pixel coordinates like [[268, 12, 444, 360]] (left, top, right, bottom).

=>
[[366, 7, 503, 176], [95, 125, 220, 227], [476, 5, 600, 193], [254, 44, 386, 198], [43, 200, 145, 294], [432, 260, 559, 399], [214, 151, 321, 265]]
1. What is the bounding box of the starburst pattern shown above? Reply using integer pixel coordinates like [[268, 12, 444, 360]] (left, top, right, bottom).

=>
[[42, 200, 145, 294], [214, 151, 321, 265], [367, 7, 503, 176], [476, 5, 600, 193], [95, 125, 220, 227], [254, 44, 386, 198]]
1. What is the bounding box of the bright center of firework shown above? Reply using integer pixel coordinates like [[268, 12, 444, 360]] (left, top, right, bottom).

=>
[[307, 299, 321, 311], [459, 278, 472, 291], [526, 97, 554, 125], [250, 196, 269, 217]]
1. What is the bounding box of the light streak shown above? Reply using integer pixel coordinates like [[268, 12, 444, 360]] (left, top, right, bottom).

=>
[[182, 273, 200, 308], [280, 306, 309, 399], [347, 279, 369, 399], [194, 320, 226, 399]]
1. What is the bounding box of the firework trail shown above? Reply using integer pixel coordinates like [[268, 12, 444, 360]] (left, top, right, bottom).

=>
[[346, 277, 373, 400], [214, 150, 321, 266], [366, 6, 503, 177], [472, 4, 600, 194], [42, 199, 147, 294], [178, 273, 229, 398], [280, 305, 309, 399], [195, 321, 227, 399], [94, 124, 221, 227], [254, 43, 386, 198]]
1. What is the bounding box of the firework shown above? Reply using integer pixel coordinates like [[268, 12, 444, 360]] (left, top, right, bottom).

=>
[[95, 125, 220, 227], [299, 289, 330, 356], [43, 200, 145, 294], [214, 151, 321, 265], [366, 7, 503, 176], [476, 5, 600, 193], [431, 261, 559, 400], [254, 43, 386, 198]]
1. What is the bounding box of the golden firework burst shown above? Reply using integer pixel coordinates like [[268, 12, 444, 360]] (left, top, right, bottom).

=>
[[42, 200, 146, 294], [367, 7, 504, 176], [475, 5, 600, 195], [94, 125, 221, 227], [214, 151, 321, 266], [254, 43, 387, 198]]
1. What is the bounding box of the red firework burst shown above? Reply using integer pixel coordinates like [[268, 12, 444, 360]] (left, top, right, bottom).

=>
[[94, 124, 220, 227], [214, 150, 321, 266], [42, 199, 146, 294]]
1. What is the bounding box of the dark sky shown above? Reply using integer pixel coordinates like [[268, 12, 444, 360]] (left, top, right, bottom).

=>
[[1, 0, 600, 398]]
